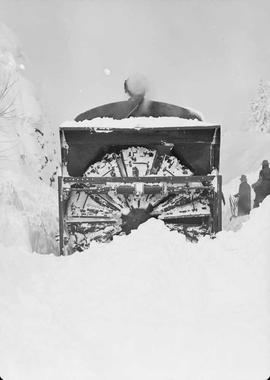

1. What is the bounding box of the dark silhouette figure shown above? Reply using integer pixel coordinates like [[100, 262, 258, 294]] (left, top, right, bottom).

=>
[[252, 160, 270, 208], [235, 174, 251, 216]]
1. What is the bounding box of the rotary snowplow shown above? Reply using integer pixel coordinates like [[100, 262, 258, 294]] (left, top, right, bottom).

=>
[[58, 94, 222, 255]]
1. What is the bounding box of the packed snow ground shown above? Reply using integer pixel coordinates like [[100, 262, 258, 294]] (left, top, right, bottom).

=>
[[0, 198, 270, 380], [0, 128, 270, 379]]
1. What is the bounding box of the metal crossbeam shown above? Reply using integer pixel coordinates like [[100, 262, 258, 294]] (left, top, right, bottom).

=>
[[63, 175, 215, 184]]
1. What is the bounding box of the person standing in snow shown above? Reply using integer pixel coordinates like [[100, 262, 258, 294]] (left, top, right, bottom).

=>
[[252, 160, 270, 207], [234, 175, 251, 216]]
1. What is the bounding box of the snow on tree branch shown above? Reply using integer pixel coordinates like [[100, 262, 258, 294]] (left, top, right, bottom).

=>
[[0, 61, 17, 120]]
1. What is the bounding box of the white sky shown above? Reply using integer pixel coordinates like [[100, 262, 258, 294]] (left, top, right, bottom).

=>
[[1, 0, 270, 130]]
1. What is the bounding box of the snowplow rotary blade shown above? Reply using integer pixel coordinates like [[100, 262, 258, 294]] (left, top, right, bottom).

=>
[[58, 174, 222, 255]]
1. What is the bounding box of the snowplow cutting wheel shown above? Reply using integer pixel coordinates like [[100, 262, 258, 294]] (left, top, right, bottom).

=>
[[58, 96, 222, 255]]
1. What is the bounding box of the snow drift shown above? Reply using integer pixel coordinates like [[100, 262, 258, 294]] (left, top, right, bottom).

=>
[[0, 170, 58, 253], [0, 196, 270, 380]]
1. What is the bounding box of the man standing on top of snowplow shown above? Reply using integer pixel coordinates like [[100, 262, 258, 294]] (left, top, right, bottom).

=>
[[252, 160, 270, 207]]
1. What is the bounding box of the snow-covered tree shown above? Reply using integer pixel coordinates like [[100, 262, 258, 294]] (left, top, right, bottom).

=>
[[0, 22, 58, 184], [249, 79, 270, 133], [0, 23, 58, 254]]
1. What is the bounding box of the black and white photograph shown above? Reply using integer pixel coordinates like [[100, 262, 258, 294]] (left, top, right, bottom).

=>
[[0, 0, 269, 379]]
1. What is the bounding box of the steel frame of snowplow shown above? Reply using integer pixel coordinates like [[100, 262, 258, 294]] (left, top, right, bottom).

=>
[[58, 175, 222, 255]]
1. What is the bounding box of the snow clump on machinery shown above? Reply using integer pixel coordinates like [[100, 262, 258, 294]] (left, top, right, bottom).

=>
[[58, 77, 222, 254]]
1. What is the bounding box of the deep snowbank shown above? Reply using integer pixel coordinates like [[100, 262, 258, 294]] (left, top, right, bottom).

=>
[[0, 170, 58, 254], [0, 197, 270, 380]]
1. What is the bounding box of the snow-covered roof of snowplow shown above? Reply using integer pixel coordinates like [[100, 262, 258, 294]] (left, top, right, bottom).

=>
[[60, 117, 217, 131]]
